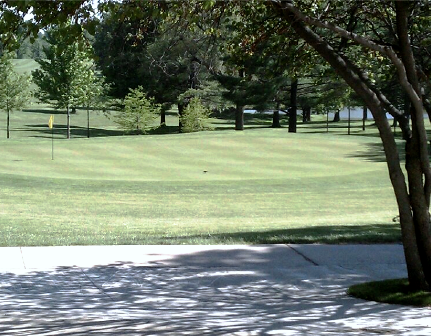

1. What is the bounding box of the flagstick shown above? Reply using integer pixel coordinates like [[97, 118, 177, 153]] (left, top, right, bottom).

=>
[[51, 126, 54, 160], [48, 115, 54, 160]]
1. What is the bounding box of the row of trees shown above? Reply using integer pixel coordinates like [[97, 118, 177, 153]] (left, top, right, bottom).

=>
[[0, 25, 109, 139], [1, 0, 431, 292], [92, 1, 361, 132], [1, 19, 218, 138], [2, 1, 368, 139]]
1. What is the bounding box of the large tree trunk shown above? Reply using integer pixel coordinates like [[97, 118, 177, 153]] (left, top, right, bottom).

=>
[[235, 104, 244, 130], [178, 56, 201, 133], [178, 96, 194, 133], [7, 108, 10, 139], [235, 68, 245, 131], [178, 103, 183, 133], [87, 108, 90, 138], [273, 0, 429, 290], [303, 106, 311, 123], [395, 1, 431, 285], [289, 79, 298, 133], [348, 106, 351, 135], [160, 110, 166, 126], [272, 110, 281, 128], [362, 105, 367, 131], [66, 105, 71, 139], [272, 103, 281, 128]]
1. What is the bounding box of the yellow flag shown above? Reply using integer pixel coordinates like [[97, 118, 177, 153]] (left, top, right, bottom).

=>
[[48, 115, 54, 129]]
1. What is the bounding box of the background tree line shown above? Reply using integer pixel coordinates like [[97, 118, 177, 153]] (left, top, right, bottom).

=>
[[2, 0, 358, 136]]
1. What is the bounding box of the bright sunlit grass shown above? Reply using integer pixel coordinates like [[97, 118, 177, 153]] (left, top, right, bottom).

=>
[[0, 60, 403, 246], [0, 124, 401, 246]]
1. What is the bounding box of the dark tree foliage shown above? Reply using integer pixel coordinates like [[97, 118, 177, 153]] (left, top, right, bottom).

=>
[[93, 2, 159, 99]]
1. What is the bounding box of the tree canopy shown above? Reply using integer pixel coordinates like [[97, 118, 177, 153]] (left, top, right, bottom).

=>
[[32, 25, 104, 139]]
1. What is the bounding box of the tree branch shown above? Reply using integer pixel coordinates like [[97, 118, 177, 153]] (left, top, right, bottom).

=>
[[395, 1, 431, 208], [277, 0, 424, 123]]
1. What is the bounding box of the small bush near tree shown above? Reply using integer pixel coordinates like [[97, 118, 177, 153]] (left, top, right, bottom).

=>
[[115, 86, 161, 134], [180, 97, 214, 133]]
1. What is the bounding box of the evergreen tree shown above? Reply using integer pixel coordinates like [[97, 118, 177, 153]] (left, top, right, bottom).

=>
[[115, 86, 160, 134], [93, 3, 158, 99], [94, 2, 225, 131], [0, 53, 31, 138], [179, 97, 214, 133]]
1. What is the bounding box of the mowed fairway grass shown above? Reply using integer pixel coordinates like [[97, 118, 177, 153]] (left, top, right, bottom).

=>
[[0, 127, 401, 245]]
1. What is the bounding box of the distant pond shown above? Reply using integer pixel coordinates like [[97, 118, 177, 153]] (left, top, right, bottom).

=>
[[245, 107, 421, 121]]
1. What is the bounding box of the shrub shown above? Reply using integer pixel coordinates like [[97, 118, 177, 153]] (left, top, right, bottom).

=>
[[180, 97, 214, 133], [115, 86, 160, 134]]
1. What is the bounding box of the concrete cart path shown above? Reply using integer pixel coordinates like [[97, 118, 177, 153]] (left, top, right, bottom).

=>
[[0, 244, 429, 335]]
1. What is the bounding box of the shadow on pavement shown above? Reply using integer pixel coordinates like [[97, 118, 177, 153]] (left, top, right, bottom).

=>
[[0, 246, 428, 335]]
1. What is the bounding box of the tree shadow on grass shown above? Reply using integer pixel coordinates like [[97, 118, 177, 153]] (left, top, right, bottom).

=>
[[213, 113, 288, 130], [347, 142, 405, 163], [23, 124, 125, 138], [22, 108, 107, 115], [22, 123, 181, 138], [0, 244, 426, 335], [298, 122, 381, 137], [212, 125, 287, 131], [147, 125, 179, 135], [22, 108, 65, 115], [159, 223, 402, 245]]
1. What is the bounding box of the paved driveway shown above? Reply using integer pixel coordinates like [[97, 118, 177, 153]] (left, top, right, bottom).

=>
[[0, 244, 429, 335]]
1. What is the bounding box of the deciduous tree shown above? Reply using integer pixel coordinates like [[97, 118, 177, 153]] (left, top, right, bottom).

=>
[[32, 25, 100, 139], [267, 0, 431, 290], [0, 53, 31, 138]]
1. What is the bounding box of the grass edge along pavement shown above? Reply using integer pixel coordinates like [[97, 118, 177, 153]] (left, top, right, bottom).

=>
[[348, 278, 431, 307]]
